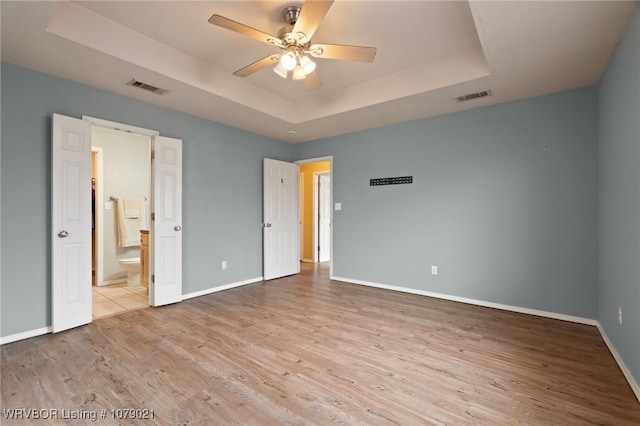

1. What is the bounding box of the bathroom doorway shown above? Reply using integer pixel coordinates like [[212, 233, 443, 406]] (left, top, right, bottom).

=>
[[91, 127, 151, 319], [52, 113, 183, 332]]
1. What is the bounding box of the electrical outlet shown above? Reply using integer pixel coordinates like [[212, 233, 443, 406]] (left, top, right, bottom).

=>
[[431, 265, 438, 275], [618, 307, 622, 325], [221, 261, 227, 270]]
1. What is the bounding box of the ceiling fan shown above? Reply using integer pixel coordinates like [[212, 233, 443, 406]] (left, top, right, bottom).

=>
[[208, 0, 377, 91]]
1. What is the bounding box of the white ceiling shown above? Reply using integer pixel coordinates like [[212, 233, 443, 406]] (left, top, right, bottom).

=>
[[1, 1, 637, 143]]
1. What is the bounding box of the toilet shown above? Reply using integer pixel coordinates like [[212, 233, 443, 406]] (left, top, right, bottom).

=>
[[118, 257, 141, 287]]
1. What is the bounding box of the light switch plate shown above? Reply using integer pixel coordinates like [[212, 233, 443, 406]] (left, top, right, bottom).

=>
[[335, 203, 342, 210]]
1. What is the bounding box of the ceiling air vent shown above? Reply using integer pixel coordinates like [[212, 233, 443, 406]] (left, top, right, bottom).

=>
[[455, 90, 492, 103], [126, 79, 169, 95]]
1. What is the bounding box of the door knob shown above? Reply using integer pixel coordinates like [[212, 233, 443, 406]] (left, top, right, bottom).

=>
[[174, 225, 182, 231], [57, 230, 69, 238], [263, 223, 272, 228]]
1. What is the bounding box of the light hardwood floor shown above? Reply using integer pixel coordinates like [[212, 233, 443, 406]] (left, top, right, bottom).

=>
[[2, 263, 639, 425]]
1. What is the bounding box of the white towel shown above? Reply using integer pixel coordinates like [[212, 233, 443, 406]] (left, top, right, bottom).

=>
[[123, 197, 141, 218], [116, 197, 147, 247]]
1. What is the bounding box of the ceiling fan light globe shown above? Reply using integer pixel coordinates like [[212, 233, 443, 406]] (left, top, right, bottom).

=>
[[300, 56, 316, 75], [273, 62, 288, 78], [292, 65, 306, 81], [280, 52, 297, 71]]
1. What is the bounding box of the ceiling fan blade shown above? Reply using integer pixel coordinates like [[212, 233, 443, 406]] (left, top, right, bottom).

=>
[[310, 43, 377, 62], [303, 71, 323, 91], [209, 14, 280, 46], [293, 1, 334, 42], [233, 54, 280, 77]]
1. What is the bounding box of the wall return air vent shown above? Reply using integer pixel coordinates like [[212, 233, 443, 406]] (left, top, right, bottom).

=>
[[454, 90, 492, 103], [126, 79, 169, 95]]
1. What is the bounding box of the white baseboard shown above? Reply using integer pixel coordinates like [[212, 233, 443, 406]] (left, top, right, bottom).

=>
[[182, 277, 263, 300], [597, 323, 640, 402], [332, 275, 640, 402], [0, 326, 52, 345], [331, 276, 597, 326], [97, 278, 126, 287], [1, 278, 264, 345]]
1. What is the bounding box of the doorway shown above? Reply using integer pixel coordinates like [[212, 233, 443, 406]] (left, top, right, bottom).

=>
[[296, 158, 332, 269], [90, 126, 151, 319], [315, 173, 331, 263], [52, 114, 183, 333]]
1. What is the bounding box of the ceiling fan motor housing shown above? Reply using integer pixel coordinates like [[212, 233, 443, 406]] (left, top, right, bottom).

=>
[[278, 6, 310, 47], [282, 6, 301, 25]]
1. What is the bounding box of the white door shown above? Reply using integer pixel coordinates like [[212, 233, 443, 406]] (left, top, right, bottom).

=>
[[318, 174, 331, 262], [263, 158, 299, 280], [299, 173, 304, 259], [52, 114, 92, 332], [150, 136, 183, 306]]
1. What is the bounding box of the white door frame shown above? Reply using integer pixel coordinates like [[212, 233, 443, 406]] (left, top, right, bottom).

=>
[[313, 172, 331, 263], [83, 116, 160, 139], [91, 146, 104, 286], [298, 172, 304, 260], [294, 156, 333, 277]]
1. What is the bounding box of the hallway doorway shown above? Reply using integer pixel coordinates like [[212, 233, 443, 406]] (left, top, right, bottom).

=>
[[296, 158, 332, 269]]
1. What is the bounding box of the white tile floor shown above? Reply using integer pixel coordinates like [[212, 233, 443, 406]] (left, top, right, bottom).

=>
[[92, 283, 148, 319]]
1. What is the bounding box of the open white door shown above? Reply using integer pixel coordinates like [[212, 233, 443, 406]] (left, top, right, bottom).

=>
[[263, 158, 299, 280], [52, 114, 92, 333], [150, 136, 183, 306], [318, 174, 331, 262]]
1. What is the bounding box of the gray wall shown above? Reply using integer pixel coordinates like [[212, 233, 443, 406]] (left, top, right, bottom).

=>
[[1, 62, 601, 338], [1, 63, 293, 337], [294, 87, 599, 319], [598, 8, 640, 385]]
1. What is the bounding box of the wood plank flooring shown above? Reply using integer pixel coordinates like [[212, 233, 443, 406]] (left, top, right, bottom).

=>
[[2, 263, 639, 425]]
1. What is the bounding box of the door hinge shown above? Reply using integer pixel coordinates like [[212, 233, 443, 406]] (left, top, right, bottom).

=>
[[151, 212, 155, 221], [152, 274, 155, 283], [151, 150, 155, 160]]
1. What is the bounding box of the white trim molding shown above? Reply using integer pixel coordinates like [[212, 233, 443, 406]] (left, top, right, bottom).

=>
[[97, 278, 127, 287], [182, 277, 263, 300], [1, 278, 264, 345], [332, 275, 640, 402], [82, 115, 160, 137], [0, 326, 52, 345], [331, 276, 598, 326], [597, 323, 640, 402]]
